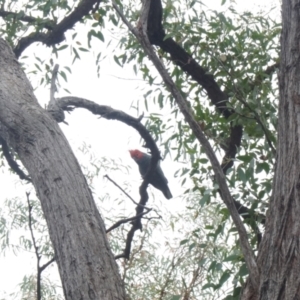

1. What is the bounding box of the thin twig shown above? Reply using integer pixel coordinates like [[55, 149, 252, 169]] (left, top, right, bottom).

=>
[[236, 96, 276, 155], [26, 193, 55, 300], [104, 174, 151, 210], [26, 192, 42, 300], [40, 257, 55, 273], [106, 211, 151, 233]]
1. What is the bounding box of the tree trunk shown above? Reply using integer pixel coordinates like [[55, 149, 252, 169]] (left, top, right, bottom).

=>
[[242, 0, 300, 299], [0, 39, 125, 299]]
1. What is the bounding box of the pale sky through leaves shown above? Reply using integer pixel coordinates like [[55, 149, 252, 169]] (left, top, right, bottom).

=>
[[0, 0, 279, 298]]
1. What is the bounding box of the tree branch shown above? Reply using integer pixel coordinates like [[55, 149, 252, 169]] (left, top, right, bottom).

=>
[[0, 10, 55, 30], [40, 257, 55, 273], [104, 174, 151, 210], [106, 211, 151, 234], [57, 96, 162, 258], [13, 0, 101, 58], [146, 0, 276, 170], [147, 0, 230, 116], [112, 0, 260, 289], [146, 0, 268, 238], [146, 0, 246, 190]]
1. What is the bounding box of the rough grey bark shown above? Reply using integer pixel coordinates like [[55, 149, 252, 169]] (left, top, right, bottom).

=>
[[242, 0, 300, 299], [0, 39, 125, 299]]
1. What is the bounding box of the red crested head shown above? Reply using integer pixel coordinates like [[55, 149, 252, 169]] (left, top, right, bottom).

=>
[[129, 149, 144, 160]]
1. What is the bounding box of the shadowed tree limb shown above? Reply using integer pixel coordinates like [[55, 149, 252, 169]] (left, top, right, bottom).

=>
[[0, 10, 55, 30], [147, 0, 230, 116], [113, 0, 260, 288], [146, 0, 276, 165], [145, 0, 269, 236], [13, 0, 102, 58]]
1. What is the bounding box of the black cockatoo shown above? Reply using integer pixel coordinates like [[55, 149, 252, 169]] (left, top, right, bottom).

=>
[[129, 149, 173, 199]]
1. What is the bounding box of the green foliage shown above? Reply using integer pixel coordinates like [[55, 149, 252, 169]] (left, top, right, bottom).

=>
[[109, 1, 279, 298], [0, 0, 280, 299], [0, 196, 60, 299]]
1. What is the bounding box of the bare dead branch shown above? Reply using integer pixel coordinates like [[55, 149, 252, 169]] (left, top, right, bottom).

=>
[[106, 211, 151, 234], [104, 174, 151, 210], [112, 0, 259, 289], [114, 226, 135, 260], [58, 96, 160, 154]]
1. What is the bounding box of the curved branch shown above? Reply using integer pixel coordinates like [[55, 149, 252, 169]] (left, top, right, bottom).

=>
[[147, 0, 230, 117], [57, 96, 161, 258], [14, 0, 101, 58], [58, 96, 159, 151]]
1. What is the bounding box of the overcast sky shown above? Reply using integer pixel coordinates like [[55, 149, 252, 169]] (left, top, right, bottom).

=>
[[0, 0, 280, 298]]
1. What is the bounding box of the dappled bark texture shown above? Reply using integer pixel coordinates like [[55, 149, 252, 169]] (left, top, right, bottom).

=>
[[242, 0, 300, 299], [0, 39, 125, 299]]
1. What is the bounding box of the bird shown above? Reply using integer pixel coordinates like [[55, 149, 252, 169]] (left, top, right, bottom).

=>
[[129, 149, 172, 200]]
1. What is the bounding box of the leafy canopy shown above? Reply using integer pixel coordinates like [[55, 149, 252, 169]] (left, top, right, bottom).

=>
[[0, 0, 280, 299]]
